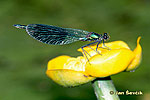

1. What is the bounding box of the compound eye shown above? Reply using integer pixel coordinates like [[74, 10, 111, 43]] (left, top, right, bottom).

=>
[[104, 33, 107, 36], [104, 35, 107, 39]]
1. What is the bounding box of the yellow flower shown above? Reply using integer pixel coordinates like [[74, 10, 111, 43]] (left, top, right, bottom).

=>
[[46, 37, 142, 87]]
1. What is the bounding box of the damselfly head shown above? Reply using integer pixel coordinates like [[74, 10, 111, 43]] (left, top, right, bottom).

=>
[[103, 33, 110, 41]]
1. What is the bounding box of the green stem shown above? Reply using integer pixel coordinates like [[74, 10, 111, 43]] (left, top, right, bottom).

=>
[[92, 76, 120, 100]]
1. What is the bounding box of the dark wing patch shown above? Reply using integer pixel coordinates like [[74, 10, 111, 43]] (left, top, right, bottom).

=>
[[26, 24, 88, 45]]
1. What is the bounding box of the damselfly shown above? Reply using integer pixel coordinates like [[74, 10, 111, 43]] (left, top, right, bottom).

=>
[[13, 24, 110, 61]]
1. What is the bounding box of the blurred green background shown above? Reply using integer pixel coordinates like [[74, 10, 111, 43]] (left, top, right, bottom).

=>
[[0, 0, 149, 100]]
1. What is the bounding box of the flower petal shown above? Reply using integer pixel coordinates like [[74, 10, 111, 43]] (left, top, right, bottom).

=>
[[85, 48, 134, 77], [77, 40, 130, 58], [126, 37, 142, 71], [47, 55, 71, 70], [46, 55, 95, 87], [46, 69, 95, 87]]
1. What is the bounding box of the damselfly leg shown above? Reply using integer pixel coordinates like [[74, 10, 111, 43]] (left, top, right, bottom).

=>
[[96, 40, 102, 52], [81, 40, 102, 62], [98, 39, 111, 50]]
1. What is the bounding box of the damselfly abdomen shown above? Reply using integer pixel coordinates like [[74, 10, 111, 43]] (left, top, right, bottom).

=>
[[14, 24, 110, 60]]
